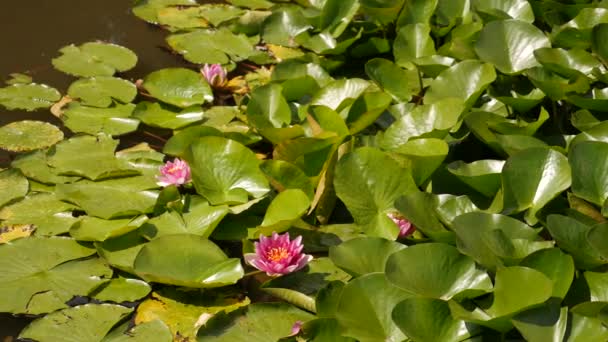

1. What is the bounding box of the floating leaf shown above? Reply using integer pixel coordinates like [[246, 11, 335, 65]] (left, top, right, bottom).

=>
[[20, 304, 132, 342], [62, 103, 139, 136], [475, 19, 551, 75], [48, 134, 138, 181], [93, 277, 151, 303], [0, 121, 63, 153], [103, 320, 172, 342], [133, 102, 204, 130], [258, 189, 310, 234], [473, 0, 534, 23], [70, 215, 148, 242], [184, 136, 269, 205], [393, 23, 436, 66], [132, 0, 197, 23], [142, 68, 213, 108], [0, 193, 79, 236], [197, 303, 314, 341], [546, 215, 605, 269], [134, 234, 243, 287], [386, 243, 493, 300], [447, 159, 504, 197], [569, 141, 608, 206], [334, 147, 417, 239], [0, 169, 28, 208], [501, 147, 571, 224], [52, 42, 137, 77], [0, 83, 60, 111], [364, 58, 419, 102], [0, 237, 111, 314], [67, 77, 136, 107], [167, 28, 256, 65], [329, 237, 406, 276]]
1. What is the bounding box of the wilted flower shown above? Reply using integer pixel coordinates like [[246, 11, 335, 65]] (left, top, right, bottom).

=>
[[201, 63, 227, 88], [156, 158, 191, 187], [289, 321, 303, 336], [244, 232, 313, 277], [387, 211, 416, 238]]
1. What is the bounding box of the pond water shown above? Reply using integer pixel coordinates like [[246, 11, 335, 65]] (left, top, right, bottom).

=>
[[0, 0, 194, 169], [0, 0, 192, 337]]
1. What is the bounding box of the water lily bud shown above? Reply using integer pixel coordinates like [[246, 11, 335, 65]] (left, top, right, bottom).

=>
[[201, 63, 227, 88], [244, 232, 313, 277], [387, 211, 416, 238], [156, 158, 192, 187]]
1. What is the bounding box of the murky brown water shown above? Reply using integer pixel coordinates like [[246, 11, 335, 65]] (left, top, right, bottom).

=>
[[0, 0, 194, 168], [0, 0, 194, 337]]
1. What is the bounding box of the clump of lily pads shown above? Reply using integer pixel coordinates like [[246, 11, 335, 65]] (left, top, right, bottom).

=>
[[1, 0, 608, 341]]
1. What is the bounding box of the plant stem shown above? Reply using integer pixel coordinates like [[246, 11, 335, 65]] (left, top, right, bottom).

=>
[[243, 270, 264, 277]]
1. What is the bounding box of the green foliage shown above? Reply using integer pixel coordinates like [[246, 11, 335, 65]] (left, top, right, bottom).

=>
[[4, 0, 608, 339]]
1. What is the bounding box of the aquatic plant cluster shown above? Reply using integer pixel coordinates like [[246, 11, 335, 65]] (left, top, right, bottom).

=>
[[1, 0, 608, 341]]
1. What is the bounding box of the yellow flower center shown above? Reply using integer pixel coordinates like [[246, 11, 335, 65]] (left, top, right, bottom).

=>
[[266, 247, 289, 262], [167, 165, 182, 173]]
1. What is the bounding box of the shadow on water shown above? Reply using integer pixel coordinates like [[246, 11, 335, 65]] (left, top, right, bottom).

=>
[[0, 0, 194, 168], [0, 0, 195, 337]]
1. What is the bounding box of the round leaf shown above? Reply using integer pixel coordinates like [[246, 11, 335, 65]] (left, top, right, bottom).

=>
[[0, 121, 63, 152], [52, 42, 137, 77], [142, 68, 213, 108], [0, 83, 60, 111], [67, 77, 137, 107], [329, 237, 406, 276], [475, 19, 551, 74], [0, 169, 28, 208], [133, 234, 244, 287], [386, 243, 493, 300]]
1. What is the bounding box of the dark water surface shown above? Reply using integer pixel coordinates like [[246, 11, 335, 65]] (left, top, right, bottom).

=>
[[0, 0, 191, 337], [0, 0, 192, 168]]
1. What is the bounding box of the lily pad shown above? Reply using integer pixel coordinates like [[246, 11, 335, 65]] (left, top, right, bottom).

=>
[[475, 19, 551, 75], [0, 83, 61, 111], [0, 169, 28, 208], [133, 234, 244, 287], [132, 0, 197, 24], [70, 215, 148, 241], [62, 103, 139, 136], [67, 77, 137, 107], [167, 28, 256, 65], [386, 243, 493, 300], [133, 101, 204, 130], [20, 304, 132, 342], [0, 193, 79, 236], [0, 121, 63, 152], [184, 136, 269, 205], [142, 68, 213, 108], [102, 320, 172, 342], [52, 42, 137, 77], [334, 147, 417, 239], [93, 277, 151, 303], [0, 237, 111, 314], [329, 237, 406, 276]]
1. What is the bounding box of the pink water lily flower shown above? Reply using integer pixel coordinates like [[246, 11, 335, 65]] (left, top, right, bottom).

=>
[[289, 321, 303, 336], [156, 158, 191, 187], [244, 232, 313, 277], [201, 63, 227, 88], [387, 211, 416, 238]]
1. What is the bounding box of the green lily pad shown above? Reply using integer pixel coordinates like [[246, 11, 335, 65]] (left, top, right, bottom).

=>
[[184, 136, 269, 205], [310, 78, 370, 111], [62, 103, 139, 136], [262, 8, 313, 47], [93, 277, 151, 303], [386, 243, 493, 300], [0, 121, 63, 153], [551, 8, 608, 49], [70, 215, 148, 241], [526, 67, 589, 101], [512, 301, 568, 342], [20, 304, 132, 342], [102, 320, 172, 342], [424, 60, 496, 108], [11, 149, 79, 185], [475, 19, 551, 75], [329, 237, 406, 276], [501, 147, 571, 224], [447, 159, 504, 197], [392, 298, 482, 342], [393, 23, 436, 66], [48, 134, 138, 181], [593, 23, 608, 65], [364, 58, 419, 102], [0, 237, 111, 314], [473, 0, 534, 23], [197, 303, 314, 341], [162, 125, 223, 157], [167, 28, 256, 65], [0, 169, 28, 208], [96, 230, 147, 273], [394, 191, 454, 242], [0, 193, 79, 236], [133, 102, 204, 129], [142, 68, 212, 108], [132, 0, 197, 23], [519, 248, 575, 300], [52, 42, 137, 77], [67, 77, 137, 107], [333, 273, 411, 342], [0, 83, 60, 111], [334, 147, 417, 239], [133, 234, 243, 287], [156, 6, 209, 30], [569, 141, 608, 206], [56, 181, 158, 220], [452, 212, 547, 271], [382, 98, 465, 149], [260, 160, 314, 199], [391, 138, 449, 186], [546, 215, 605, 269], [534, 48, 602, 79]]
